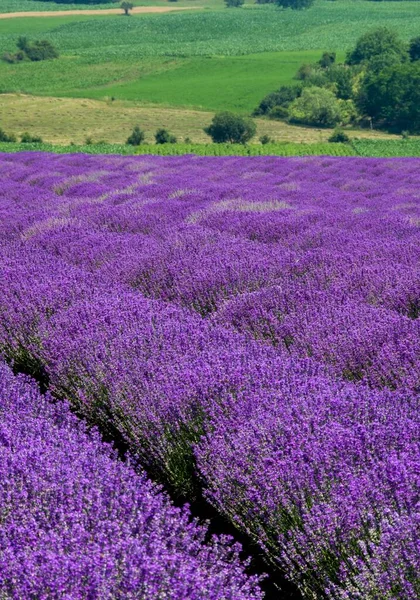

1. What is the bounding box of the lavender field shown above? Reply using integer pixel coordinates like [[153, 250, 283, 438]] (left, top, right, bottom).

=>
[[0, 152, 419, 599]]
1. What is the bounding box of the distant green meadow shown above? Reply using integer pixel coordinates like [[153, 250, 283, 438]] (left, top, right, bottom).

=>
[[0, 1, 420, 113]]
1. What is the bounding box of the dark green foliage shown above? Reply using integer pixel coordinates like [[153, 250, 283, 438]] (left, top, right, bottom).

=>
[[325, 65, 354, 100], [357, 62, 420, 132], [121, 2, 134, 15], [155, 129, 177, 144], [296, 63, 314, 80], [126, 126, 146, 146], [204, 112, 256, 144], [254, 86, 301, 116], [225, 0, 245, 7], [268, 105, 289, 120], [276, 0, 314, 8], [17, 37, 29, 53], [20, 132, 43, 143], [3, 37, 58, 63], [0, 128, 16, 143], [25, 40, 59, 62], [2, 51, 26, 64], [346, 28, 407, 65], [319, 52, 336, 68], [259, 134, 273, 144], [409, 37, 420, 62], [328, 128, 350, 143]]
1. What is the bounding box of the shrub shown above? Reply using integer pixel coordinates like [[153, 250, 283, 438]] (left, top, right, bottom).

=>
[[2, 50, 26, 64], [288, 87, 343, 127], [268, 105, 289, 120], [276, 0, 314, 8], [225, 0, 245, 6], [4, 38, 58, 63], [295, 63, 314, 80], [319, 51, 336, 68], [254, 86, 301, 116], [259, 134, 273, 144], [155, 128, 177, 144], [20, 132, 43, 144], [25, 40, 58, 62], [126, 126, 146, 146], [346, 28, 407, 66], [328, 128, 350, 143], [0, 128, 16, 143], [204, 112, 256, 144]]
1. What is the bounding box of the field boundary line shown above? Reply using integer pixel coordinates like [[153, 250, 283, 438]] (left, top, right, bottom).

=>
[[0, 6, 199, 19]]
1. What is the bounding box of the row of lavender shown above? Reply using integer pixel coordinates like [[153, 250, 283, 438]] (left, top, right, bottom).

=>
[[0, 362, 261, 599], [0, 152, 419, 598]]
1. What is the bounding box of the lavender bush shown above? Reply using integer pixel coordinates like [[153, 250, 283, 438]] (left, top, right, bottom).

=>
[[0, 152, 419, 598], [0, 362, 263, 599]]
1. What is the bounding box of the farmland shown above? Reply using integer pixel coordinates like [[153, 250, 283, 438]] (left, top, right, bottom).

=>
[[0, 152, 419, 598], [0, 0, 420, 596], [0, 0, 420, 140]]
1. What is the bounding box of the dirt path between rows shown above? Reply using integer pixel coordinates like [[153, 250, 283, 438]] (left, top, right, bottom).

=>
[[0, 6, 197, 19]]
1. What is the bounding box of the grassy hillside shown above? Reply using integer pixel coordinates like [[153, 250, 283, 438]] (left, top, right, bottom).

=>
[[1, 1, 420, 113], [0, 94, 396, 144]]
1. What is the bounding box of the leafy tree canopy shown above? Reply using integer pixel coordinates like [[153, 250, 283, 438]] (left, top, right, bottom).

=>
[[346, 27, 407, 65], [204, 112, 256, 144]]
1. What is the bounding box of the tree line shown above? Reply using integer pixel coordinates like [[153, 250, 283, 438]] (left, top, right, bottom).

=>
[[254, 28, 420, 134]]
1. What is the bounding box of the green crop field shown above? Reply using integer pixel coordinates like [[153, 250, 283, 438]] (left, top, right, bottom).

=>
[[0, 140, 357, 156], [3, 138, 420, 157], [352, 139, 420, 157]]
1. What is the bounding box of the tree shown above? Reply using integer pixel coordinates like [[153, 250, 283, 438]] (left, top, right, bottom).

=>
[[155, 129, 177, 144], [204, 112, 256, 144], [319, 51, 336, 69], [288, 87, 343, 127], [259, 134, 274, 145], [409, 36, 420, 62], [325, 64, 354, 100], [121, 2, 134, 15], [126, 126, 145, 145], [4, 38, 58, 63], [346, 28, 407, 65], [225, 0, 245, 6], [0, 128, 16, 143], [357, 62, 420, 133], [25, 40, 59, 61], [17, 37, 29, 53], [276, 0, 314, 9], [254, 85, 301, 116], [20, 132, 43, 143], [328, 128, 350, 143]]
